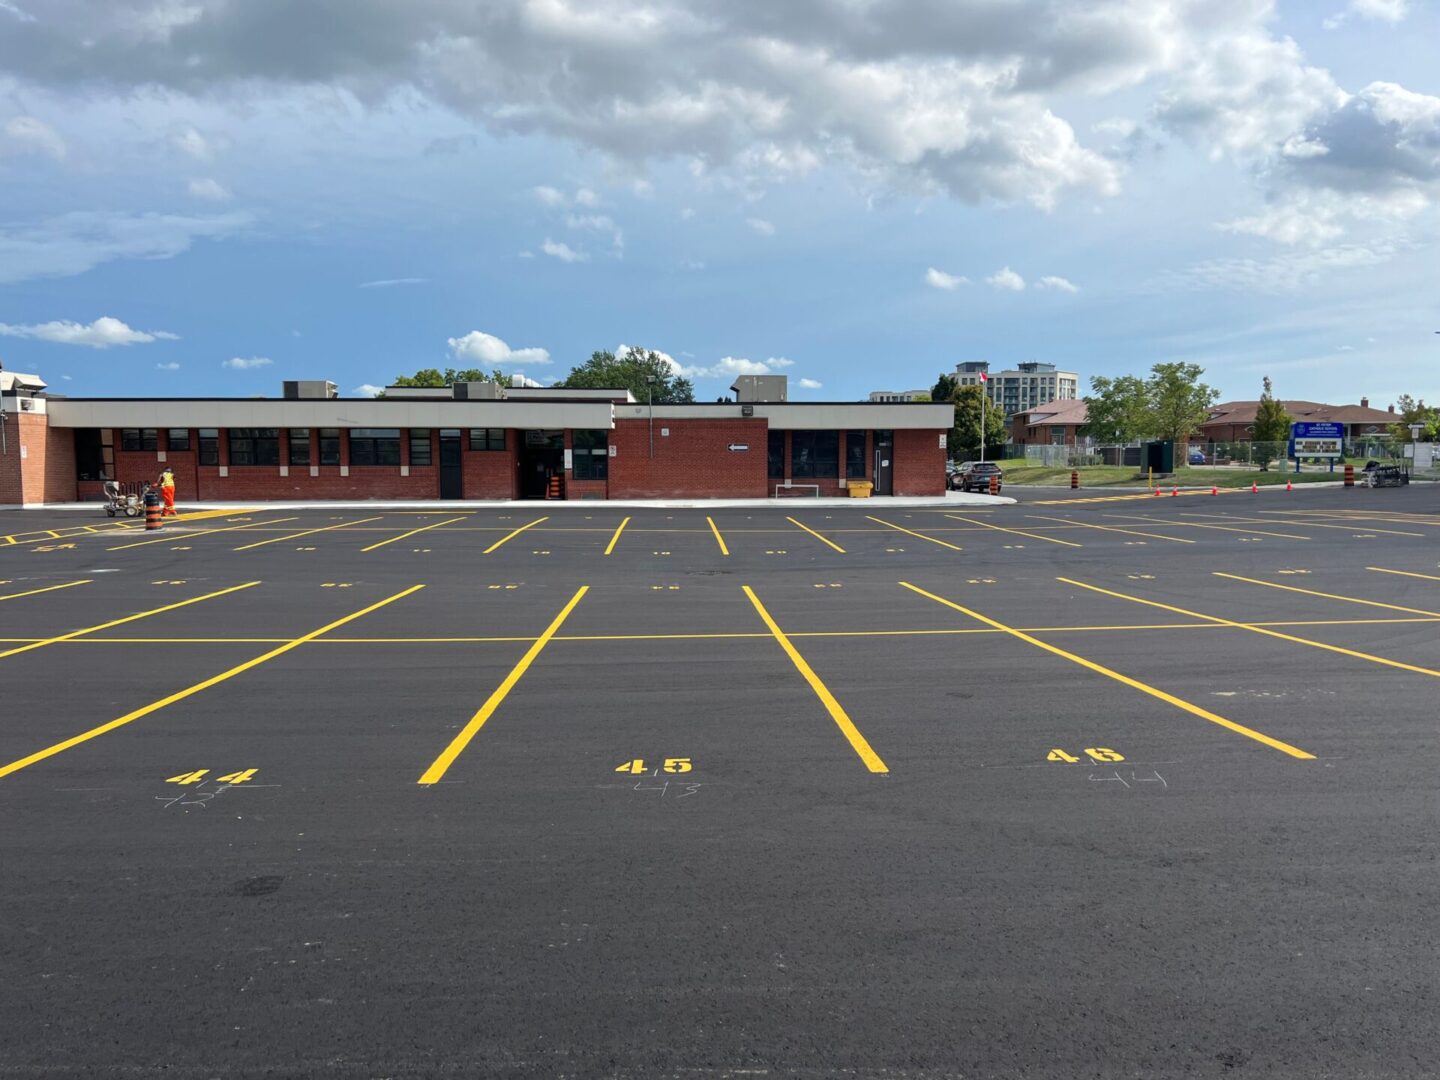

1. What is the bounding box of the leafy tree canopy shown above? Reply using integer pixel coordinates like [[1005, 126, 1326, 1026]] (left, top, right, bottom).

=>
[[1148, 361, 1220, 443], [947, 383, 1008, 458], [1389, 394, 1440, 442], [390, 366, 506, 388], [558, 347, 695, 403], [1082, 374, 1152, 444], [1251, 376, 1291, 469]]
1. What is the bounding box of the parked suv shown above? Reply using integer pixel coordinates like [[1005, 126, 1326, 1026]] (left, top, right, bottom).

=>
[[951, 461, 1004, 492]]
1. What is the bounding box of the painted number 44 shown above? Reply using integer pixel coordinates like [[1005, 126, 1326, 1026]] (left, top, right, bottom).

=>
[[1048, 748, 1124, 763], [615, 758, 692, 774], [166, 769, 258, 785]]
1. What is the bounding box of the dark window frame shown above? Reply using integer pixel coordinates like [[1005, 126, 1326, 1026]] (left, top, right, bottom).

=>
[[791, 430, 839, 479], [228, 428, 280, 467], [349, 428, 402, 467], [288, 429, 312, 466], [409, 429, 433, 467], [768, 430, 785, 478], [166, 428, 190, 452], [318, 429, 341, 466], [121, 428, 158, 452], [197, 429, 219, 466], [572, 430, 608, 480], [845, 430, 867, 479], [468, 428, 506, 451]]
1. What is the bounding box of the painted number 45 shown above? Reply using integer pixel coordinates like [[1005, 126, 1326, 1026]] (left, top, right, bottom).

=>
[[1048, 748, 1124, 763], [615, 758, 692, 774]]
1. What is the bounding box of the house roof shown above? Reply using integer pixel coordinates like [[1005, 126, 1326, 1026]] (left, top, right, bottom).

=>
[[1201, 399, 1395, 427], [1013, 399, 1089, 425]]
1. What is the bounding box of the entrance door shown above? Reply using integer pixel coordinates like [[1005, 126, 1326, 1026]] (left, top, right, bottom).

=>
[[439, 430, 462, 499], [873, 431, 894, 495], [520, 430, 565, 499]]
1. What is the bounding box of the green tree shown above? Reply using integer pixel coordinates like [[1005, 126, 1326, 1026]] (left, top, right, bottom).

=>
[[1251, 376, 1291, 470], [559, 347, 695, 403], [1147, 361, 1219, 443], [381, 366, 507, 397], [947, 383, 1008, 458], [1082, 374, 1152, 444], [931, 373, 959, 403], [1389, 394, 1440, 442]]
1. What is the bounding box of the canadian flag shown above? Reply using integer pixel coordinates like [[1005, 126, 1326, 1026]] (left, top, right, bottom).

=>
[[979, 371, 987, 383]]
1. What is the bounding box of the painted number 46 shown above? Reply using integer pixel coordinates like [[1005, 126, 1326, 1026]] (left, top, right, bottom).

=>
[[615, 758, 692, 774], [1048, 748, 1124, 763]]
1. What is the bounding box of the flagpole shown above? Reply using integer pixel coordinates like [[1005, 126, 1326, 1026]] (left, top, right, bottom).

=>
[[979, 372, 986, 464]]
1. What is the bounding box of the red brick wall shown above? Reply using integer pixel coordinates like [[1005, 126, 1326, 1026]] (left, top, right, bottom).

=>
[[0, 411, 22, 505], [608, 418, 769, 498], [894, 428, 946, 496], [41, 421, 77, 502], [462, 431, 518, 498]]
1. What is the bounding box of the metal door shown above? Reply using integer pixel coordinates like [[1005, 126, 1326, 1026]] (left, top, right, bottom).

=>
[[439, 431, 462, 499], [873, 432, 894, 495]]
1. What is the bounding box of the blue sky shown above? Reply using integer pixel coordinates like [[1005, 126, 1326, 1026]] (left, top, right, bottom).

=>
[[1, 0, 1437, 406]]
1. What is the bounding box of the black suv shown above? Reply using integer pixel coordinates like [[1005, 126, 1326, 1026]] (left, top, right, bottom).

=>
[[951, 461, 1004, 492]]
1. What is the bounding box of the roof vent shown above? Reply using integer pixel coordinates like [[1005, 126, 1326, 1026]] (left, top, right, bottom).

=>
[[283, 380, 339, 399]]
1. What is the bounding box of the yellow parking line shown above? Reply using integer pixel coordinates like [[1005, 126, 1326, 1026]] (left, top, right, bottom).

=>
[[483, 516, 548, 554], [418, 586, 588, 784], [1060, 576, 1440, 680], [899, 581, 1314, 759], [0, 585, 422, 782], [603, 516, 631, 556], [1366, 566, 1440, 583], [1107, 514, 1310, 540], [361, 515, 468, 552], [1214, 573, 1440, 617], [786, 516, 846, 553], [743, 585, 887, 773], [945, 514, 1081, 548], [0, 581, 261, 661], [234, 516, 385, 551], [109, 516, 301, 550], [1181, 512, 1425, 538], [1025, 515, 1196, 544], [0, 580, 92, 602], [865, 515, 963, 551], [706, 516, 730, 556]]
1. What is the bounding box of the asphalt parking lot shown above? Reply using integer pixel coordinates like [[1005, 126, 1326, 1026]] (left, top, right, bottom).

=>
[[2, 486, 1438, 1078]]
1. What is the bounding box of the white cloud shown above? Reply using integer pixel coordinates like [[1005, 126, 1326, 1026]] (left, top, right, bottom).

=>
[[533, 185, 565, 206], [0, 1, 36, 22], [223, 356, 272, 370], [155, 361, 181, 370], [746, 217, 775, 236], [541, 238, 588, 263], [1036, 275, 1079, 293], [1164, 241, 1398, 292], [566, 213, 623, 254], [172, 127, 213, 161], [534, 185, 600, 208], [447, 330, 551, 366], [986, 267, 1026, 291], [1325, 0, 1410, 27], [679, 207, 696, 221], [0, 315, 178, 348], [926, 267, 969, 290], [0, 210, 248, 285], [574, 187, 600, 207], [673, 355, 796, 379], [352, 383, 384, 397], [359, 277, 427, 288], [796, 377, 823, 389], [186, 177, 231, 201], [3, 116, 65, 160]]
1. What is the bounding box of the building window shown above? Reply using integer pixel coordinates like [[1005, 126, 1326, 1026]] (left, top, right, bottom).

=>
[[120, 428, 158, 452], [469, 428, 506, 451], [75, 429, 109, 481], [572, 430, 609, 480], [288, 429, 311, 466], [198, 429, 219, 466], [166, 428, 190, 451], [349, 428, 401, 466], [791, 430, 839, 478], [228, 428, 280, 466], [319, 429, 341, 466], [768, 430, 785, 478], [845, 431, 867, 479], [409, 429, 433, 466]]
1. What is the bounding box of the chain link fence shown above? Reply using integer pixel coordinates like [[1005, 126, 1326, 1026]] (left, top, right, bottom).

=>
[[1008, 439, 1436, 478]]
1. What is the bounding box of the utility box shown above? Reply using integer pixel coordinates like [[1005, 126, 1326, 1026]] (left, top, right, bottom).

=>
[[1144, 440, 1175, 475], [730, 375, 788, 403], [453, 381, 505, 400], [283, 380, 339, 400]]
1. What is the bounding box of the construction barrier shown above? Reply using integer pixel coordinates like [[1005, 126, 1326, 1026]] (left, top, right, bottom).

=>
[[143, 491, 163, 531], [1344, 464, 1355, 487], [1070, 470, 1080, 490], [988, 475, 999, 496]]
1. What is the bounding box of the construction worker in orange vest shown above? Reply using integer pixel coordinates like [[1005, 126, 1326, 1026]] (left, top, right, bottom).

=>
[[158, 466, 177, 516]]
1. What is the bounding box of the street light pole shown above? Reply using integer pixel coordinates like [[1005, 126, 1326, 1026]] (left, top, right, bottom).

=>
[[647, 375, 656, 458]]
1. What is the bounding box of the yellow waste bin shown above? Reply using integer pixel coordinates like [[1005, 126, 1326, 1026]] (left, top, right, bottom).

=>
[[848, 481, 873, 498]]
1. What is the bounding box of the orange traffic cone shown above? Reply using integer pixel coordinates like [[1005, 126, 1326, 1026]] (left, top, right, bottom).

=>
[[1285, 480, 1292, 492], [1211, 485, 1218, 496], [1171, 487, 1178, 497], [1153, 488, 1161, 497], [1251, 483, 1258, 494]]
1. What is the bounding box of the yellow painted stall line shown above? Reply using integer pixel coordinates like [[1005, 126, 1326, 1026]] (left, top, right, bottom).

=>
[[0, 585, 422, 781], [418, 586, 588, 784], [706, 516, 730, 556], [865, 515, 963, 551], [1059, 577, 1440, 680], [603, 516, 631, 556], [0, 582, 260, 661], [945, 514, 1082, 548], [109, 516, 300, 550], [1024, 515, 1196, 544], [1180, 512, 1425, 538], [1366, 566, 1440, 583], [1107, 514, 1310, 540], [361, 515, 468, 552], [786, 516, 846, 553], [234, 516, 385, 551], [1214, 573, 1440, 617], [743, 586, 887, 773], [899, 581, 1314, 759], [0, 580, 92, 602], [482, 516, 549, 554]]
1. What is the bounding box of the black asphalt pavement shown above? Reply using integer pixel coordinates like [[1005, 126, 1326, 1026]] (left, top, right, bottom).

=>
[[1, 487, 1438, 1078]]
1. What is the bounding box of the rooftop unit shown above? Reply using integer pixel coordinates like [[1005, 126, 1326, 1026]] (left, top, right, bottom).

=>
[[730, 375, 788, 402], [282, 380, 339, 400]]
